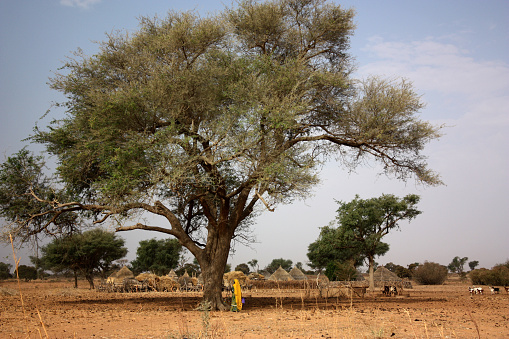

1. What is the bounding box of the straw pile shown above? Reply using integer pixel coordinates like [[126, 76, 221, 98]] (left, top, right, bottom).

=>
[[157, 276, 179, 291]]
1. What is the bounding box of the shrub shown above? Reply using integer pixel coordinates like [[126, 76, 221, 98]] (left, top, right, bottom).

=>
[[470, 265, 509, 286], [413, 261, 448, 285]]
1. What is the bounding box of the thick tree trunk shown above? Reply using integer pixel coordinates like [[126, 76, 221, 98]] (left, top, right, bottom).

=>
[[368, 256, 375, 292], [198, 232, 232, 311]]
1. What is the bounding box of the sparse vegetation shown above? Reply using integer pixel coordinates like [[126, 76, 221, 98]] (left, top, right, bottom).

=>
[[413, 261, 448, 285], [470, 261, 509, 286]]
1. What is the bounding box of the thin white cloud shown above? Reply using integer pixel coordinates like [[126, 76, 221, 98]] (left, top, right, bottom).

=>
[[60, 0, 102, 9], [359, 37, 509, 99]]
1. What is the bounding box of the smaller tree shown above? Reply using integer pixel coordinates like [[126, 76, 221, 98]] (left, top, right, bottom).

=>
[[468, 260, 479, 271], [314, 194, 421, 291], [413, 262, 448, 285], [41, 228, 127, 288], [448, 256, 468, 274], [265, 258, 293, 274], [385, 262, 412, 279], [17, 265, 38, 281], [130, 238, 182, 275], [0, 262, 13, 279], [235, 263, 250, 275], [247, 259, 259, 273]]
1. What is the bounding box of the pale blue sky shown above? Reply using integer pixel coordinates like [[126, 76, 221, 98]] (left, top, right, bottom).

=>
[[1, 0, 508, 272]]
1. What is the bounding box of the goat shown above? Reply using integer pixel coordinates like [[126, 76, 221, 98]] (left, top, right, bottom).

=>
[[505, 286, 509, 294], [469, 286, 483, 295], [389, 285, 398, 296], [489, 286, 500, 294], [382, 285, 390, 296]]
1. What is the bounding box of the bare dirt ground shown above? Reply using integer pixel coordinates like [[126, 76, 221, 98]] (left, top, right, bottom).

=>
[[1, 278, 508, 338]]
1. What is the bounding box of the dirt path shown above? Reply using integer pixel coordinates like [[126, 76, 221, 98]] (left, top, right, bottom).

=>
[[1, 279, 508, 338]]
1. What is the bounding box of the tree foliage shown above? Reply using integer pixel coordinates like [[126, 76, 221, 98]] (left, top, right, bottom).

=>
[[265, 258, 293, 273], [130, 238, 182, 275], [0, 262, 13, 279], [385, 262, 413, 279], [235, 263, 250, 275], [40, 228, 127, 288], [447, 256, 468, 274], [309, 194, 421, 290], [468, 260, 479, 271], [0, 0, 442, 309], [470, 261, 509, 286], [17, 265, 38, 281], [413, 261, 448, 285]]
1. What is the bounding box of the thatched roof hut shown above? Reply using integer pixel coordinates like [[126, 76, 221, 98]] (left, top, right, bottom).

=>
[[167, 269, 178, 280], [289, 267, 307, 280], [107, 266, 134, 284], [373, 266, 401, 282], [268, 266, 294, 281]]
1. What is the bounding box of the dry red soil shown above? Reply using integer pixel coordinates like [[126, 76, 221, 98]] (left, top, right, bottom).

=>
[[1, 278, 508, 338]]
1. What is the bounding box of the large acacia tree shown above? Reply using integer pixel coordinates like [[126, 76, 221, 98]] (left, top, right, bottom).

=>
[[2, 0, 441, 309]]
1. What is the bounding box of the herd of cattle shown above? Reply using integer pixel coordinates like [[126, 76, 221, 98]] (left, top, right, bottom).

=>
[[468, 286, 509, 295]]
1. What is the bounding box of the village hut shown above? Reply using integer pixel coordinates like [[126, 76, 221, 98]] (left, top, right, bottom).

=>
[[372, 266, 413, 289], [167, 269, 178, 280], [289, 267, 307, 280], [268, 266, 294, 281], [107, 266, 134, 284]]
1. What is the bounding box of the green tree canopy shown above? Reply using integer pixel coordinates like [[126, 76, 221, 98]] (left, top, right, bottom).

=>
[[265, 258, 293, 273], [0, 0, 442, 309], [41, 228, 127, 288], [468, 260, 479, 271], [17, 265, 38, 281], [0, 262, 13, 279], [130, 238, 182, 275], [310, 194, 421, 290], [235, 263, 250, 275], [447, 256, 468, 274]]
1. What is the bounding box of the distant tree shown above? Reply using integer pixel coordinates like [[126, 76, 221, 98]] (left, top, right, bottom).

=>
[[385, 262, 412, 279], [313, 194, 421, 291], [41, 228, 127, 288], [130, 238, 182, 275], [447, 256, 468, 274], [17, 265, 38, 281], [413, 261, 448, 285], [0, 262, 12, 279], [235, 263, 250, 275], [247, 259, 259, 273], [468, 260, 479, 271], [265, 258, 293, 274], [470, 264, 509, 286]]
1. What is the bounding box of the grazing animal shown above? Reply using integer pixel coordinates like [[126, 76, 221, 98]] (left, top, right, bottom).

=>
[[469, 286, 483, 295], [489, 286, 500, 294], [389, 285, 398, 296], [505, 286, 509, 294], [383, 286, 391, 296]]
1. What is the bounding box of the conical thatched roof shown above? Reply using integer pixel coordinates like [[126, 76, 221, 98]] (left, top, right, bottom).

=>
[[373, 266, 401, 281], [268, 266, 294, 281], [289, 267, 307, 280], [116, 266, 134, 279], [167, 269, 177, 279]]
